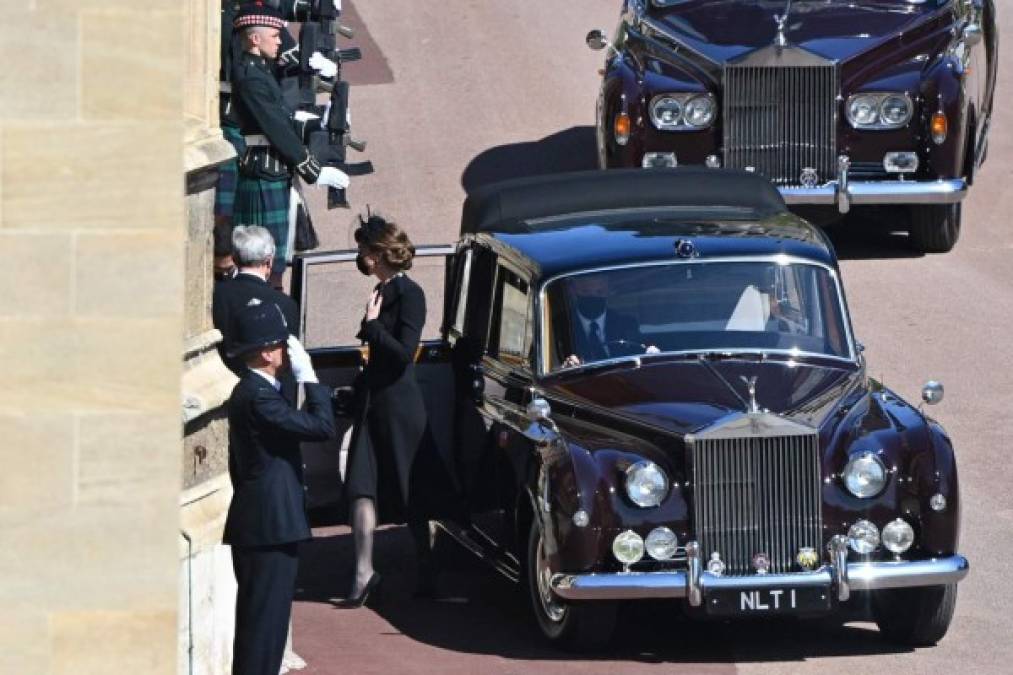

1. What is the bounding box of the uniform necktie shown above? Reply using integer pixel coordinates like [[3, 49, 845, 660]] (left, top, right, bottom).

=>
[[588, 320, 608, 361]]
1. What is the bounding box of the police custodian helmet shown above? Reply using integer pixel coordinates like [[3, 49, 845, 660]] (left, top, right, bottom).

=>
[[227, 300, 290, 358]]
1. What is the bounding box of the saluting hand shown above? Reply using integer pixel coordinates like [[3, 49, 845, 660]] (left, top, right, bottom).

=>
[[365, 290, 383, 321]]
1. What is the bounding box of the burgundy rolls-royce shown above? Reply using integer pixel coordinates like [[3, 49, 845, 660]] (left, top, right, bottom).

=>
[[588, 0, 998, 253]]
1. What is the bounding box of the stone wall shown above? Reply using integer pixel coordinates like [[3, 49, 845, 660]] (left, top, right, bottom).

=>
[[0, 1, 187, 673]]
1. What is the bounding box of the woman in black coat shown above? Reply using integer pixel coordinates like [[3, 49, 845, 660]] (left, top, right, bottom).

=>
[[343, 215, 449, 604]]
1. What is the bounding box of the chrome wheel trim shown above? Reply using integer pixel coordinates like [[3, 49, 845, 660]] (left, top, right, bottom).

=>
[[535, 531, 567, 623]]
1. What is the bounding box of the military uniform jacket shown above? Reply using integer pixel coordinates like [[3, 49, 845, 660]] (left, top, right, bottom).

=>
[[224, 371, 336, 547], [230, 51, 322, 183]]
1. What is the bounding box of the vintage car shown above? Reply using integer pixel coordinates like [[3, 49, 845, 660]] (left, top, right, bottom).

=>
[[294, 169, 968, 650], [587, 0, 999, 253]]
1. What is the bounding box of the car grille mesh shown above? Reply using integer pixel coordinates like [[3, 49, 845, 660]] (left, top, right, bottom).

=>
[[691, 433, 822, 576], [723, 63, 838, 186]]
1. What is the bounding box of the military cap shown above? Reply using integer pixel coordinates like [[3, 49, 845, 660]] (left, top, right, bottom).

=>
[[233, 1, 287, 30]]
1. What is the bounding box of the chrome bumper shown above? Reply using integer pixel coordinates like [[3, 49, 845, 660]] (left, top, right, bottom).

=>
[[780, 179, 968, 209], [550, 553, 969, 604], [778, 156, 967, 212]]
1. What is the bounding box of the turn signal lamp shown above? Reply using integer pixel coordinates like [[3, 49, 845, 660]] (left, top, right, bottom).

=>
[[614, 113, 631, 146], [931, 112, 948, 145]]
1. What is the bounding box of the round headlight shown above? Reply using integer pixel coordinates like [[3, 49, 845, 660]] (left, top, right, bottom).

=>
[[625, 460, 670, 508], [882, 518, 915, 554], [843, 452, 887, 498], [879, 95, 912, 127], [650, 96, 683, 129], [848, 95, 880, 127], [612, 529, 645, 565], [645, 527, 678, 560], [684, 95, 715, 127], [848, 519, 880, 554]]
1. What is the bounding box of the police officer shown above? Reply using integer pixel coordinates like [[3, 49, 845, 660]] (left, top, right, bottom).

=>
[[224, 303, 335, 675], [228, 3, 348, 287]]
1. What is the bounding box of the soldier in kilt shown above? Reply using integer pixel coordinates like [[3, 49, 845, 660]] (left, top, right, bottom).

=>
[[229, 3, 349, 287]]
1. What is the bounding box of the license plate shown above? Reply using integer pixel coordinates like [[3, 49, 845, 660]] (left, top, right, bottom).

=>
[[705, 585, 832, 617]]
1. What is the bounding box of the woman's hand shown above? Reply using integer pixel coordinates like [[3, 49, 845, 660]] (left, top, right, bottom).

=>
[[365, 289, 383, 321]]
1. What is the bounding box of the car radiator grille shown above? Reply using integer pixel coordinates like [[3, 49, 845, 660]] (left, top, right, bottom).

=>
[[691, 433, 822, 576], [723, 63, 838, 187]]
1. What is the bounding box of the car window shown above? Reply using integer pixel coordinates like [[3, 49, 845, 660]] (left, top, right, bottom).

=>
[[542, 260, 851, 373], [489, 266, 531, 369], [448, 247, 473, 338]]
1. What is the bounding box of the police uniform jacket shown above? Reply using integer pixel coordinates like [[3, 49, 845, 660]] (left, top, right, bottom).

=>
[[224, 371, 336, 547], [230, 51, 322, 183]]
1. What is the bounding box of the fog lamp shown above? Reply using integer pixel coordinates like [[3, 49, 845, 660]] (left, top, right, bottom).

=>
[[645, 527, 678, 560], [614, 113, 631, 146], [612, 530, 645, 565], [882, 518, 915, 554], [705, 154, 721, 168], [931, 112, 948, 145], [848, 519, 880, 554], [883, 152, 919, 174], [572, 509, 589, 528], [642, 152, 678, 168]]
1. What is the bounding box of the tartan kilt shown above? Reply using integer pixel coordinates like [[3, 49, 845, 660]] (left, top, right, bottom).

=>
[[213, 126, 245, 219], [234, 175, 292, 275]]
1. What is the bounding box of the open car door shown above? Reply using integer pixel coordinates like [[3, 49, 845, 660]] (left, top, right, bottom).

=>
[[291, 245, 456, 525]]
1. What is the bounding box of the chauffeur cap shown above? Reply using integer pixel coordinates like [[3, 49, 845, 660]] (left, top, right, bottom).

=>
[[228, 301, 290, 358], [233, 1, 287, 30]]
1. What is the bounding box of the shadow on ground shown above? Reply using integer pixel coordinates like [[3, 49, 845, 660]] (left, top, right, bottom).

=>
[[460, 126, 598, 193], [296, 526, 914, 665]]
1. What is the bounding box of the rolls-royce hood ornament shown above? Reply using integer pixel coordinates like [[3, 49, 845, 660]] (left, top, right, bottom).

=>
[[741, 375, 761, 414], [773, 0, 792, 48]]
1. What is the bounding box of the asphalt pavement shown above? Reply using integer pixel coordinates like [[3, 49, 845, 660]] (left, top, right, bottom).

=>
[[293, 2, 1013, 673]]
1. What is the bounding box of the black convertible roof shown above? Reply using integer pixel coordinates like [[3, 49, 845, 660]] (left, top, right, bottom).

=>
[[460, 168, 787, 235]]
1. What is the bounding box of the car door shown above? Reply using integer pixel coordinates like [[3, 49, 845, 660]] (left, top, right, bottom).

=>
[[468, 258, 538, 552], [290, 244, 456, 523]]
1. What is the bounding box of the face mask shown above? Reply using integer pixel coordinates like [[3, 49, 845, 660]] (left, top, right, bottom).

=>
[[355, 254, 372, 276], [577, 296, 606, 319]]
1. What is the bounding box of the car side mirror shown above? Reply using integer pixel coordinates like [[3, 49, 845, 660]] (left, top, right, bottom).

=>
[[921, 380, 944, 406], [963, 23, 983, 48], [586, 29, 610, 52]]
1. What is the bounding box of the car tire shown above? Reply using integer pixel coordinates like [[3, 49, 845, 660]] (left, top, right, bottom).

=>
[[872, 583, 957, 646], [526, 519, 617, 651], [908, 203, 961, 254]]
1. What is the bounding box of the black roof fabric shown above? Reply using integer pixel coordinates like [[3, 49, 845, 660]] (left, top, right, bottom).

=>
[[460, 168, 787, 235]]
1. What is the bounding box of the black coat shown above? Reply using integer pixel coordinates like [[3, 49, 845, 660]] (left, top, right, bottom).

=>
[[570, 309, 645, 360], [224, 372, 336, 547], [230, 51, 321, 183], [344, 275, 432, 518], [213, 273, 300, 386]]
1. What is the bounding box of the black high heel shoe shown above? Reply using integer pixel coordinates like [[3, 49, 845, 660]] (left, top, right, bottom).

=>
[[338, 572, 382, 608]]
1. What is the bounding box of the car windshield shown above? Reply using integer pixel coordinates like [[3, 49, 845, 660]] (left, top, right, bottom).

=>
[[541, 259, 852, 373]]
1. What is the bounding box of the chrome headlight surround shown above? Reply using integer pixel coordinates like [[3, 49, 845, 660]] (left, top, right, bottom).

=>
[[624, 460, 670, 508], [843, 452, 888, 498], [649, 93, 717, 131], [846, 92, 914, 130]]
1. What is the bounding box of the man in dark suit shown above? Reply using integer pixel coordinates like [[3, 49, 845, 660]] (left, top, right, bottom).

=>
[[213, 224, 299, 380], [225, 302, 335, 675], [561, 273, 658, 368]]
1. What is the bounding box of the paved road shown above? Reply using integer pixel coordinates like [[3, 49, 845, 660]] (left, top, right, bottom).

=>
[[294, 2, 1013, 673]]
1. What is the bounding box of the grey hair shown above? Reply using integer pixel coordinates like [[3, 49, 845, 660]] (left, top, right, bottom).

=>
[[232, 225, 276, 267]]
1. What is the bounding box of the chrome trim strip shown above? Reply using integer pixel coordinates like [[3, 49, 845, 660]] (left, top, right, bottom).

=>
[[549, 554, 969, 601], [779, 179, 968, 207]]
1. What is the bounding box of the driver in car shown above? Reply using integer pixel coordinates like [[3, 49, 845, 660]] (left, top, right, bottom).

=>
[[561, 274, 659, 368]]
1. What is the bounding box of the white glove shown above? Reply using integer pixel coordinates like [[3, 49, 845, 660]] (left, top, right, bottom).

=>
[[293, 110, 320, 123], [314, 166, 350, 189], [287, 335, 318, 384], [332, 0, 342, 11], [308, 51, 338, 79]]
